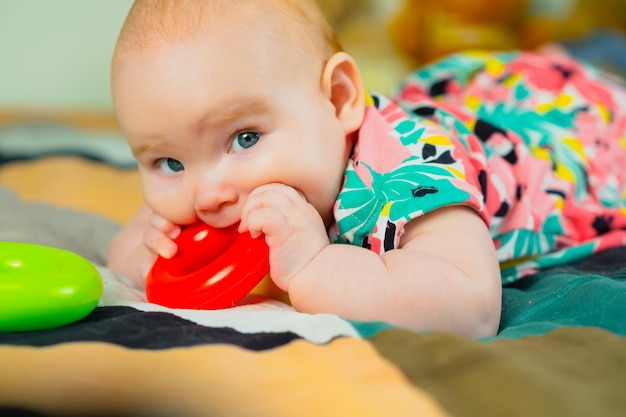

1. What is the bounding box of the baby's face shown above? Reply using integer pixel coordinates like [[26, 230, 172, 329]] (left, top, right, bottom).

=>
[[112, 22, 351, 229]]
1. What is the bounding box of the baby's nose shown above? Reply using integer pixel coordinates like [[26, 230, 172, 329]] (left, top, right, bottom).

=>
[[194, 177, 238, 213]]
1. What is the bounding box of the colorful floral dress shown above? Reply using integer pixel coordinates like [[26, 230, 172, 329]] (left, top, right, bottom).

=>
[[331, 50, 626, 283]]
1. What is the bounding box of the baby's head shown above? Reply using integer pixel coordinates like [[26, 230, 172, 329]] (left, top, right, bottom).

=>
[[114, 0, 341, 74], [112, 0, 365, 228]]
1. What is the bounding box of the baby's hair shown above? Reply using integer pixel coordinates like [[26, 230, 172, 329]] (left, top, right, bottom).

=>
[[114, 0, 342, 70]]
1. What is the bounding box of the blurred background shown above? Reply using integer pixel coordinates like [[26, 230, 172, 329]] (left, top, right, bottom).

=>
[[0, 1, 133, 116], [1, 0, 625, 116], [1, 0, 625, 222]]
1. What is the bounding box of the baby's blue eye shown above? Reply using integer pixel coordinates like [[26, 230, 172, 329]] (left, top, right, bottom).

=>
[[157, 158, 184, 174], [231, 131, 260, 152]]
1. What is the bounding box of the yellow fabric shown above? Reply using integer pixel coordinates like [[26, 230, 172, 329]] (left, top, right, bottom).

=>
[[0, 338, 448, 417], [0, 156, 142, 223]]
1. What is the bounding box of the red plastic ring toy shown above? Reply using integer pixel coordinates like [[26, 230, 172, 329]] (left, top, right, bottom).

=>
[[146, 222, 270, 309]]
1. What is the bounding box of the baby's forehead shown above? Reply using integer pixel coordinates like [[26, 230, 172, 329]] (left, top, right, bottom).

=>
[[118, 1, 230, 49], [116, 0, 336, 62], [121, 1, 288, 44]]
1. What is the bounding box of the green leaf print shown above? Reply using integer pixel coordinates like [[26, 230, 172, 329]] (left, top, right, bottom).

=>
[[477, 104, 589, 199], [337, 157, 473, 246], [336, 170, 381, 240]]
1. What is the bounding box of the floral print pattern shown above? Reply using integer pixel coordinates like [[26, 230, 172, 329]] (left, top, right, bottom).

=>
[[331, 51, 626, 283]]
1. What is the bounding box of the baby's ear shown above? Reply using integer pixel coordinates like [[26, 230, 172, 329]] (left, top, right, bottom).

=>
[[321, 52, 365, 134]]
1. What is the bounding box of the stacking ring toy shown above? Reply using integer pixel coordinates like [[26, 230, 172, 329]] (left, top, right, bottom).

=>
[[146, 222, 270, 310], [0, 242, 103, 332]]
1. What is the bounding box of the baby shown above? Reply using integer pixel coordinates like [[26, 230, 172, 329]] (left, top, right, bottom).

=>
[[108, 0, 626, 338]]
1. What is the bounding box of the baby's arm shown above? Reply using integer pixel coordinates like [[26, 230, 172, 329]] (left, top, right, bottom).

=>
[[291, 206, 501, 338], [242, 184, 502, 338]]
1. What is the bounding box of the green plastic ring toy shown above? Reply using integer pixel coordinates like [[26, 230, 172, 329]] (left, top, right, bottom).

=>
[[0, 242, 103, 332]]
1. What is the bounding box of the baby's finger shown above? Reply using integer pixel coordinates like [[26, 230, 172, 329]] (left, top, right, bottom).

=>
[[240, 184, 303, 227], [240, 192, 285, 235], [143, 227, 178, 259], [149, 212, 181, 239], [250, 183, 305, 206], [244, 206, 290, 242]]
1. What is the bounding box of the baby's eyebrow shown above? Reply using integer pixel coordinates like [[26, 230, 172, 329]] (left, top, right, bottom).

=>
[[200, 100, 272, 129], [131, 142, 161, 157]]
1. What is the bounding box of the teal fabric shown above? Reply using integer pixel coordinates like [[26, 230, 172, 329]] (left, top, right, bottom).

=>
[[498, 248, 626, 338]]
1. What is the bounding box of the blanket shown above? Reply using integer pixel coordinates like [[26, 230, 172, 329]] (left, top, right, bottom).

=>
[[1, 185, 626, 417]]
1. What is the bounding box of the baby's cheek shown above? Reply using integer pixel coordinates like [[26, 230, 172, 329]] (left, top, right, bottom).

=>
[[144, 188, 196, 225]]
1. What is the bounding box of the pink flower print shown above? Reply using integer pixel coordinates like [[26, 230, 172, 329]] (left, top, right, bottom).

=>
[[380, 99, 413, 125], [509, 56, 577, 92], [571, 74, 616, 112], [595, 229, 626, 252], [396, 84, 429, 103], [574, 111, 605, 147], [353, 107, 412, 188], [463, 73, 516, 106]]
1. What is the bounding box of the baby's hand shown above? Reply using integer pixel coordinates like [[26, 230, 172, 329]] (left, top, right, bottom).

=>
[[140, 212, 181, 279], [239, 183, 330, 291]]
